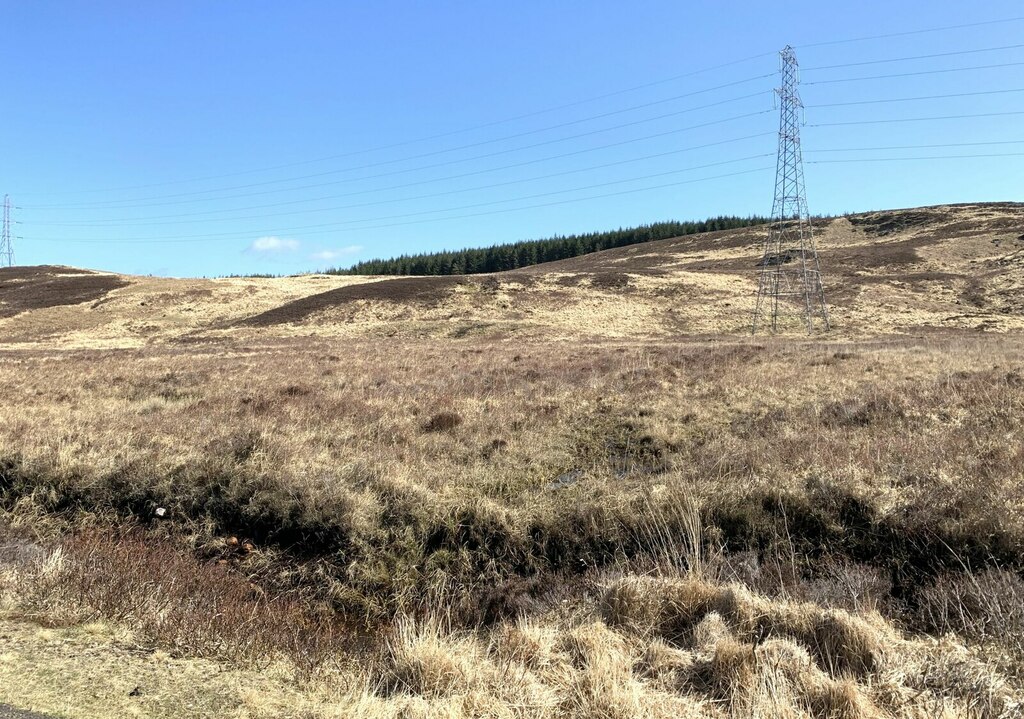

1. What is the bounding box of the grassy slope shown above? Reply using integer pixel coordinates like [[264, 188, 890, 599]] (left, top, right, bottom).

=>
[[2, 202, 1024, 717], [1, 202, 1021, 347]]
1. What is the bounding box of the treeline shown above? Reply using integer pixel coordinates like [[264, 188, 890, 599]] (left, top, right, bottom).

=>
[[326, 216, 767, 276]]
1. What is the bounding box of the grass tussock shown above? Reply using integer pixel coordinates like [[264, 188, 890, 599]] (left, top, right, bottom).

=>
[[1, 528, 341, 673], [4, 521, 1023, 717]]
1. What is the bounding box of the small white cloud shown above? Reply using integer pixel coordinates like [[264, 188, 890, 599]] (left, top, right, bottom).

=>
[[249, 236, 300, 253], [310, 245, 363, 262]]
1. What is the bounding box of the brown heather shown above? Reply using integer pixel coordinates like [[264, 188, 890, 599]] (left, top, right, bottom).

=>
[[1, 203, 1023, 717]]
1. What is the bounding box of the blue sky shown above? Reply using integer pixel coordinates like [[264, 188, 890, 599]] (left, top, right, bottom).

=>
[[3, 1, 1022, 277]]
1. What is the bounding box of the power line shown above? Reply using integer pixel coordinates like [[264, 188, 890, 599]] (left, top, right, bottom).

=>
[[26, 131, 772, 222], [24, 17, 1024, 200], [30, 124, 773, 219], [29, 133, 776, 227], [806, 86, 1024, 107], [797, 16, 1024, 49], [25, 93, 772, 210], [64, 49, 1013, 211], [23, 74, 774, 206], [61, 91, 1007, 228], [803, 60, 1024, 85], [802, 43, 1024, 71], [25, 166, 774, 245], [809, 152, 1024, 163], [26, 107, 773, 211], [25, 154, 773, 242], [806, 139, 1024, 152], [22, 20, 1024, 262], [808, 110, 1024, 127], [22, 53, 780, 198], [25, 117, 772, 220], [36, 136, 1019, 230]]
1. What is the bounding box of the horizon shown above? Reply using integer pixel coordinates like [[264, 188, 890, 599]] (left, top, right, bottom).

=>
[[18, 199, 1017, 279]]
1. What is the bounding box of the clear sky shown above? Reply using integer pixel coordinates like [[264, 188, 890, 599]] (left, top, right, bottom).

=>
[[3, 1, 1022, 277]]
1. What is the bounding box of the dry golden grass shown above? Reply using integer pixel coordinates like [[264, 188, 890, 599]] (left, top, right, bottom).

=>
[[2, 332, 1022, 716], [2, 202, 1022, 347], [4, 558, 1020, 718], [1, 203, 1023, 716], [0, 617, 312, 719]]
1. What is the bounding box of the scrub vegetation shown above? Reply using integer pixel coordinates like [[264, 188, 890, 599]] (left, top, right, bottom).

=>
[[1, 203, 1023, 717], [2, 335, 1023, 717]]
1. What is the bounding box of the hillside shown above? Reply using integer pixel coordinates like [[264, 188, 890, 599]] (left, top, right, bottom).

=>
[[1, 202, 1022, 348], [2, 202, 1024, 718]]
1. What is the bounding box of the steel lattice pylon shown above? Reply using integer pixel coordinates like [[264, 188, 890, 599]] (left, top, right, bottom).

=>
[[752, 46, 829, 334], [0, 195, 13, 268]]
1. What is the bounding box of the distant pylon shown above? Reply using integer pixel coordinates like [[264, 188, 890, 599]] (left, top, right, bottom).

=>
[[0, 195, 13, 267], [752, 46, 829, 334]]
